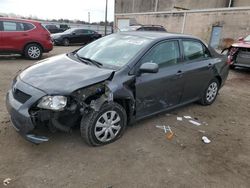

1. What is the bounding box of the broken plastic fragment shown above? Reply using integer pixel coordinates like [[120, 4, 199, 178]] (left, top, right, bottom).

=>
[[202, 136, 211, 144], [3, 178, 11, 186], [177, 117, 183, 121], [184, 116, 192, 119], [189, 120, 201, 126], [198, 130, 206, 133]]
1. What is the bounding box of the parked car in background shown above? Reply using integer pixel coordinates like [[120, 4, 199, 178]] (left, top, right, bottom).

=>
[[120, 24, 167, 32], [51, 28, 102, 46], [6, 32, 229, 146], [224, 35, 250, 69], [59, 24, 70, 31], [44, 24, 64, 34], [0, 17, 53, 59]]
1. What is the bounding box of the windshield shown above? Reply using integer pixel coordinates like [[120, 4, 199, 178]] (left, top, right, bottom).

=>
[[76, 34, 152, 69], [244, 35, 250, 42]]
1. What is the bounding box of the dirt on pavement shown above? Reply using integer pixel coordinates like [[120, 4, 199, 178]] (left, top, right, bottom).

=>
[[0, 46, 250, 188]]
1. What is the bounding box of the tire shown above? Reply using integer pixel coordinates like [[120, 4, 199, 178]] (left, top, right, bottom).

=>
[[199, 78, 220, 105], [63, 38, 70, 46], [80, 102, 127, 146], [230, 64, 236, 69], [24, 43, 42, 60]]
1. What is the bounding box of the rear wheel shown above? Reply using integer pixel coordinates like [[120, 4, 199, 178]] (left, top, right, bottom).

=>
[[63, 38, 70, 46], [80, 102, 127, 146], [200, 78, 219, 105], [230, 64, 236, 69], [24, 44, 42, 60]]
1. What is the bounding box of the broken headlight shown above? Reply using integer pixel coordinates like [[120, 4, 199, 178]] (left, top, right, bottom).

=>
[[37, 96, 67, 111]]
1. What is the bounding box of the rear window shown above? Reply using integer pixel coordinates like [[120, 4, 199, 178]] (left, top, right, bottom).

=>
[[183, 40, 210, 61], [22, 22, 35, 30]]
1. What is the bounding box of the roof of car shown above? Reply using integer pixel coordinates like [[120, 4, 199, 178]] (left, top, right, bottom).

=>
[[0, 17, 40, 24], [119, 31, 199, 41]]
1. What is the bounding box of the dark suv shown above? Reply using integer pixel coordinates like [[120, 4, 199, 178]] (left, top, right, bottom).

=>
[[6, 32, 229, 146], [121, 25, 167, 32], [0, 17, 53, 59]]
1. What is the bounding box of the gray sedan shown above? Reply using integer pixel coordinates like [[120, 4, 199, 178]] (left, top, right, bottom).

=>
[[6, 32, 229, 146]]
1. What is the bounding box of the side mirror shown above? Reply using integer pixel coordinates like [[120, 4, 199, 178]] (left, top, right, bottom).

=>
[[72, 32, 76, 35], [139, 63, 159, 74]]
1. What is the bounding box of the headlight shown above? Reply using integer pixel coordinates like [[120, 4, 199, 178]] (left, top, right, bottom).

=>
[[37, 96, 67, 111]]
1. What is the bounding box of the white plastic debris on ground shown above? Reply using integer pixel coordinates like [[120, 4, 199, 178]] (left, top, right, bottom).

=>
[[188, 120, 201, 126], [177, 117, 183, 121], [184, 116, 192, 119], [3, 178, 11, 186], [202, 136, 211, 144]]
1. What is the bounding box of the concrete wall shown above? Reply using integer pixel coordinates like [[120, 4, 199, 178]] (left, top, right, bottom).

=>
[[157, 0, 229, 11], [115, 9, 250, 48], [233, 0, 250, 7], [115, 0, 250, 13]]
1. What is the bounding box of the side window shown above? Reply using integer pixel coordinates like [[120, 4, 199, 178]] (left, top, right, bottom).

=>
[[140, 40, 181, 68], [22, 23, 35, 31], [0, 21, 3, 31], [82, 30, 92, 34], [183, 40, 210, 61], [74, 29, 82, 34], [3, 21, 17, 31]]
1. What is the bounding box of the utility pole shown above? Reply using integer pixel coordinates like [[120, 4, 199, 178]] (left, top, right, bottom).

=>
[[88, 12, 90, 23], [104, 0, 108, 36]]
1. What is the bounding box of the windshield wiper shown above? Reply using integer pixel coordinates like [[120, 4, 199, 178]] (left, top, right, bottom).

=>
[[74, 53, 103, 67], [74, 53, 90, 65]]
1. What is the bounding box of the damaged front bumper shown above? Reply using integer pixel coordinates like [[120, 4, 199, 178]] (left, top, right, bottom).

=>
[[6, 78, 114, 144], [5, 79, 49, 144]]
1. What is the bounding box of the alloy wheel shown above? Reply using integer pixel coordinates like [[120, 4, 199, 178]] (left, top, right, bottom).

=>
[[27, 46, 41, 59], [206, 82, 218, 103], [94, 110, 121, 142]]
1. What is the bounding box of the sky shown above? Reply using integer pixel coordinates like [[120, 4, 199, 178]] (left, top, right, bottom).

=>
[[0, 0, 115, 22]]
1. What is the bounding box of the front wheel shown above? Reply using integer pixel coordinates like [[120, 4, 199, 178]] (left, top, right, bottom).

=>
[[199, 79, 220, 105], [80, 102, 127, 146]]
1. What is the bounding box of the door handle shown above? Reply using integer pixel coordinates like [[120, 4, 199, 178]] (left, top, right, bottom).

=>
[[208, 63, 213, 68], [174, 70, 183, 79], [22, 33, 28, 36], [175, 70, 183, 76]]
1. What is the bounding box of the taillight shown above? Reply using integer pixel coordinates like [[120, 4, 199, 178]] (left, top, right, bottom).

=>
[[226, 55, 232, 65], [227, 47, 238, 65]]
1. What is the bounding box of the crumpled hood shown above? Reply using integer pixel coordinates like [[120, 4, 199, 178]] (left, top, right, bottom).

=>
[[19, 54, 114, 94]]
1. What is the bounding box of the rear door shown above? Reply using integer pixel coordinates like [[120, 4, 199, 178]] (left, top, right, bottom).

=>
[[135, 40, 185, 118], [180, 39, 216, 103], [81, 30, 93, 43], [69, 29, 81, 43]]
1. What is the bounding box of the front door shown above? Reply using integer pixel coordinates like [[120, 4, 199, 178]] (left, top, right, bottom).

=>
[[135, 40, 185, 119]]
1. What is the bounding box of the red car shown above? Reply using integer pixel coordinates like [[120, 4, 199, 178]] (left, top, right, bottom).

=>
[[224, 35, 250, 69], [0, 17, 53, 59]]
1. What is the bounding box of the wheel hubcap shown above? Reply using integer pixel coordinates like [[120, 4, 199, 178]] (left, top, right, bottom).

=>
[[64, 39, 69, 45], [94, 111, 121, 142], [28, 46, 40, 58], [206, 82, 218, 102]]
